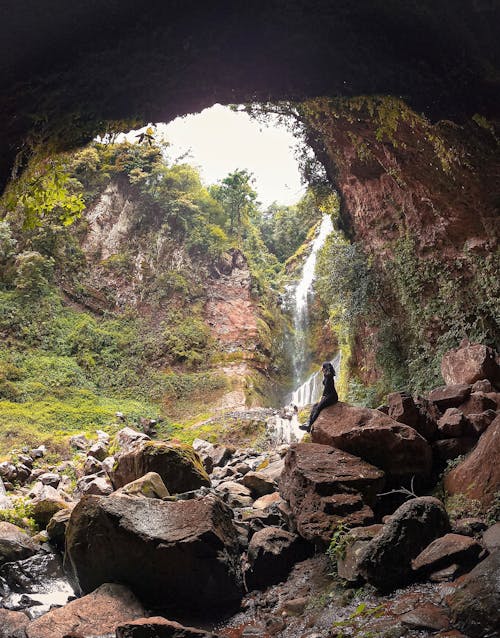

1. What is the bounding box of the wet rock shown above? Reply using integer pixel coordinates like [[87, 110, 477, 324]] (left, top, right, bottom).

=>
[[241, 472, 277, 497], [115, 471, 169, 499], [337, 524, 384, 582], [441, 341, 500, 387], [110, 441, 210, 494], [483, 522, 500, 552], [427, 384, 472, 411], [432, 437, 477, 463], [444, 414, 500, 507], [437, 408, 471, 438], [76, 475, 113, 497], [312, 402, 432, 482], [358, 497, 450, 591], [400, 604, 450, 631], [0, 608, 29, 638], [447, 550, 500, 637], [116, 616, 222, 637], [46, 509, 73, 551], [0, 522, 38, 566], [412, 533, 484, 577], [25, 583, 144, 638], [244, 527, 311, 590], [65, 494, 243, 611], [280, 443, 384, 546]]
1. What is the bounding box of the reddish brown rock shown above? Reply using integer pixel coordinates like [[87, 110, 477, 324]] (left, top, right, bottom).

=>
[[437, 408, 470, 438], [0, 608, 29, 638], [116, 617, 221, 638], [358, 497, 450, 591], [457, 391, 497, 416], [482, 522, 500, 552], [241, 471, 276, 497], [337, 524, 384, 582], [444, 415, 500, 507], [400, 604, 450, 632], [311, 402, 432, 481], [427, 385, 472, 411], [432, 438, 477, 463], [279, 443, 385, 546], [387, 391, 419, 427], [25, 583, 144, 638], [65, 494, 243, 611], [110, 441, 210, 494], [244, 527, 311, 590], [441, 342, 500, 387], [467, 409, 497, 435], [0, 521, 38, 566], [447, 551, 500, 638], [412, 533, 484, 576]]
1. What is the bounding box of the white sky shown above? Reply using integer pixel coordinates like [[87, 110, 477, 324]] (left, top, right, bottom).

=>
[[156, 104, 305, 208]]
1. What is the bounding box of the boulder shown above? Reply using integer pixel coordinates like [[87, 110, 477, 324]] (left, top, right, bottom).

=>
[[64, 494, 243, 611], [28, 483, 72, 529], [432, 437, 477, 463], [116, 617, 222, 637], [387, 391, 420, 428], [279, 443, 385, 546], [400, 604, 450, 632], [427, 384, 472, 411], [467, 409, 497, 435], [87, 441, 108, 461], [0, 609, 29, 638], [77, 474, 114, 496], [115, 471, 169, 499], [437, 408, 471, 438], [253, 492, 283, 510], [444, 415, 500, 507], [113, 427, 150, 454], [447, 551, 500, 638], [216, 480, 253, 508], [337, 524, 384, 582], [441, 341, 500, 387], [46, 509, 72, 550], [411, 533, 484, 577], [241, 471, 277, 497], [83, 455, 103, 475], [482, 522, 500, 552], [459, 391, 498, 416], [357, 497, 450, 591], [69, 434, 89, 451], [0, 522, 38, 566], [244, 527, 311, 590], [37, 472, 61, 488], [25, 583, 144, 638], [311, 402, 432, 482], [110, 441, 210, 494]]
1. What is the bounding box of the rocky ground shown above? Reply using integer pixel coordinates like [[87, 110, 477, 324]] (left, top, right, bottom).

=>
[[0, 340, 499, 638]]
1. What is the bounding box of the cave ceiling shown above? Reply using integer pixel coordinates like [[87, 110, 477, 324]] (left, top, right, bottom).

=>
[[1, 0, 499, 191]]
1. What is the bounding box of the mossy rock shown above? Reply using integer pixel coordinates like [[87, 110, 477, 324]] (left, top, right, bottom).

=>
[[110, 442, 210, 494]]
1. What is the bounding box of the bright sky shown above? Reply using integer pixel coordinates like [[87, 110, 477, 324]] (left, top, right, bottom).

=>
[[157, 104, 305, 208]]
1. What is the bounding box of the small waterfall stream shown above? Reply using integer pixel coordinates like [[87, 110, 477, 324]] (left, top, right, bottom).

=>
[[267, 214, 336, 445], [0, 476, 10, 508]]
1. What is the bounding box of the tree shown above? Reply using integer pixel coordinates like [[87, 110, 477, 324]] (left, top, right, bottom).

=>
[[210, 169, 257, 235]]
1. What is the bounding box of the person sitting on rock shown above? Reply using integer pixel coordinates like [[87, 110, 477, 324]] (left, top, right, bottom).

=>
[[299, 361, 338, 432]]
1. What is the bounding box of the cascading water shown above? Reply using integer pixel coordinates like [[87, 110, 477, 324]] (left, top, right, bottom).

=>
[[291, 213, 334, 393], [267, 213, 337, 445], [0, 476, 10, 508]]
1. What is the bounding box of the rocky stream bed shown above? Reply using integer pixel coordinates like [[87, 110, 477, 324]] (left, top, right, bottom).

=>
[[0, 341, 499, 638]]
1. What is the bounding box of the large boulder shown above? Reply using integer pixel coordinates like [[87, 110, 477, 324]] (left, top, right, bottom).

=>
[[0, 521, 38, 566], [279, 443, 385, 546], [447, 551, 500, 638], [311, 403, 432, 482], [441, 341, 500, 387], [427, 384, 472, 411], [115, 471, 170, 499], [116, 617, 222, 638], [25, 583, 144, 638], [411, 533, 484, 577], [444, 415, 500, 507], [0, 608, 30, 638], [244, 527, 311, 590], [357, 497, 450, 591], [64, 493, 243, 611], [110, 441, 210, 494], [27, 483, 72, 529]]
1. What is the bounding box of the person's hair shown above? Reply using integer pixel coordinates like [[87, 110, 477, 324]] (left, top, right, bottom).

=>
[[322, 361, 335, 376]]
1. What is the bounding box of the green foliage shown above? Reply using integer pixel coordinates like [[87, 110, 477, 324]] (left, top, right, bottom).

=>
[[14, 251, 55, 297], [326, 523, 351, 573], [210, 169, 258, 235], [332, 602, 385, 638], [163, 316, 213, 368], [0, 497, 37, 533]]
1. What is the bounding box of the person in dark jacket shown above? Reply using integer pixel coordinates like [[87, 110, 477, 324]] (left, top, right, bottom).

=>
[[299, 361, 338, 432]]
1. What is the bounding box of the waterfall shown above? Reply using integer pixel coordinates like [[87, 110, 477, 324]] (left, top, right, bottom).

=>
[[291, 352, 341, 408], [291, 214, 334, 387], [0, 476, 10, 508]]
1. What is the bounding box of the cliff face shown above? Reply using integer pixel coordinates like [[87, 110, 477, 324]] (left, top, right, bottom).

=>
[[304, 97, 500, 391]]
